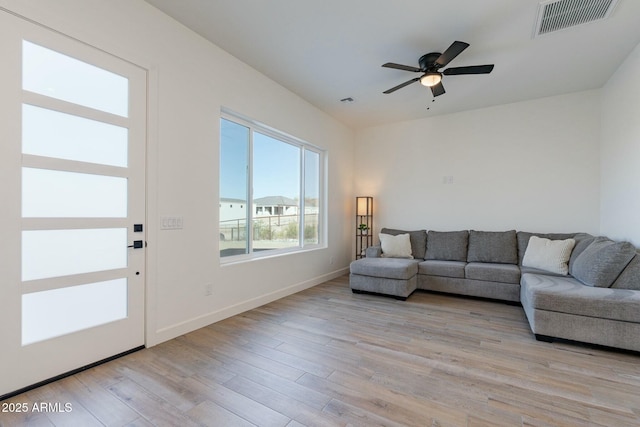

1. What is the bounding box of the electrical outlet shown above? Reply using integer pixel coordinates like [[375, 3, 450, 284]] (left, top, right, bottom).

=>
[[205, 283, 213, 296], [329, 256, 335, 265]]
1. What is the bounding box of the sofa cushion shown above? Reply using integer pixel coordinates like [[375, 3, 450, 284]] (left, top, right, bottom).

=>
[[379, 233, 413, 258], [425, 230, 468, 262], [522, 236, 575, 275], [520, 266, 568, 278], [467, 230, 517, 264], [350, 257, 419, 280], [349, 274, 417, 298], [516, 231, 577, 265], [568, 233, 595, 275], [521, 273, 640, 323], [611, 254, 640, 290], [465, 262, 520, 284], [571, 237, 636, 287], [418, 260, 466, 278], [381, 228, 427, 260]]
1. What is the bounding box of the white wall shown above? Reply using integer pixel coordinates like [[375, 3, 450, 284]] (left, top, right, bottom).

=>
[[1, 0, 354, 346], [600, 41, 640, 247], [355, 90, 602, 239]]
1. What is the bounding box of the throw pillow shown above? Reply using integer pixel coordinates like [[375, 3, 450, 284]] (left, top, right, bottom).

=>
[[380, 228, 427, 259], [425, 230, 468, 261], [522, 236, 576, 275], [516, 231, 577, 265], [571, 237, 636, 287], [379, 233, 413, 259], [467, 230, 518, 264]]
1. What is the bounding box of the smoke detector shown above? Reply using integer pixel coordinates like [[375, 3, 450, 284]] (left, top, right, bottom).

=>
[[534, 0, 619, 37]]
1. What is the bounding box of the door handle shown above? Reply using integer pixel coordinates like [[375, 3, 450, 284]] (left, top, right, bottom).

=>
[[128, 240, 144, 249]]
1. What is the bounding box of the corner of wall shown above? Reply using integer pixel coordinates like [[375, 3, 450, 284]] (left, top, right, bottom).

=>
[[599, 41, 640, 246]]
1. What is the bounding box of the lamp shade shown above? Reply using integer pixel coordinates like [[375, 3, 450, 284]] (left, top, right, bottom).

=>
[[356, 197, 372, 216]]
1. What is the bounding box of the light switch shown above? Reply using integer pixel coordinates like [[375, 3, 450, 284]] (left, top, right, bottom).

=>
[[442, 175, 454, 184], [161, 216, 183, 230]]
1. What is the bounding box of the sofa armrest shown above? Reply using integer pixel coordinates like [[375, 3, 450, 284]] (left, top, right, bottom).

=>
[[366, 245, 382, 258]]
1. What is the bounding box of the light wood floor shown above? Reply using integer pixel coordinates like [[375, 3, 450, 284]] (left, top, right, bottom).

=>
[[2, 274, 640, 427]]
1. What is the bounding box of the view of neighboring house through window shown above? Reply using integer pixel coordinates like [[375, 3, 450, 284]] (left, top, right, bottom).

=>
[[219, 112, 323, 260]]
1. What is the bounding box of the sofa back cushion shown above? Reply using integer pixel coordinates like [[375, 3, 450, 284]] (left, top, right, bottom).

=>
[[381, 228, 427, 260], [467, 230, 517, 264], [568, 233, 595, 274], [425, 230, 468, 261], [611, 253, 640, 290], [571, 237, 636, 287], [516, 232, 577, 265]]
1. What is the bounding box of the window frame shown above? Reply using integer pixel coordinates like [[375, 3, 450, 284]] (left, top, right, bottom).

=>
[[219, 109, 325, 263]]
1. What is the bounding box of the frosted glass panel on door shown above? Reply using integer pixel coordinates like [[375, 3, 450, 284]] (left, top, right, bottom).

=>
[[22, 278, 127, 345], [22, 104, 128, 167], [22, 228, 127, 281], [22, 168, 127, 218], [22, 41, 129, 117]]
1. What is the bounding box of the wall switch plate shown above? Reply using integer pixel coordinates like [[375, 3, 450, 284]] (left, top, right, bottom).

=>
[[161, 216, 183, 230], [442, 175, 454, 184]]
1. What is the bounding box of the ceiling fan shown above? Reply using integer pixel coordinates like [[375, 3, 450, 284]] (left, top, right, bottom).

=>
[[382, 41, 494, 97]]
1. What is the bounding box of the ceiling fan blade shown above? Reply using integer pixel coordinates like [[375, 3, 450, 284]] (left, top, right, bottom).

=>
[[382, 62, 421, 72], [443, 64, 494, 75], [431, 82, 445, 97], [383, 77, 420, 94], [435, 41, 469, 68]]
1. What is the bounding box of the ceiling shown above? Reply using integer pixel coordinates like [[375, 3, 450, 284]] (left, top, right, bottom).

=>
[[144, 0, 640, 129]]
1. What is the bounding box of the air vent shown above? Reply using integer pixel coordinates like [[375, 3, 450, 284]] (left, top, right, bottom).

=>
[[534, 0, 619, 37]]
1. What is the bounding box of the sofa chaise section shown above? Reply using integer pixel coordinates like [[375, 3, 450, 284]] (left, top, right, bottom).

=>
[[520, 239, 640, 352], [349, 257, 419, 300], [521, 271, 640, 352]]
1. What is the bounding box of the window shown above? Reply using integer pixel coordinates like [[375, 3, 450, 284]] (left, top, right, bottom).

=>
[[219, 112, 324, 260]]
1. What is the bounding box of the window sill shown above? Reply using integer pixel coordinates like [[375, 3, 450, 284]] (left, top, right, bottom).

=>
[[220, 244, 326, 266]]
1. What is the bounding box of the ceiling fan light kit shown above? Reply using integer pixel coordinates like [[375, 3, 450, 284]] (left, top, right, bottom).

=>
[[382, 40, 494, 98], [420, 73, 441, 87]]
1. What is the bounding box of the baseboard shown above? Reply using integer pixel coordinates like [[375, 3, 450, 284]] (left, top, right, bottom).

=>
[[147, 267, 349, 346]]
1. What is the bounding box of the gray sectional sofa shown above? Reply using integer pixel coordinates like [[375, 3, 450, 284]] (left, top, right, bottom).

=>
[[349, 228, 640, 352]]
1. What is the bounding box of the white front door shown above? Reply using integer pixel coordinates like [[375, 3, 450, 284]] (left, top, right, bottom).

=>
[[0, 10, 147, 396]]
